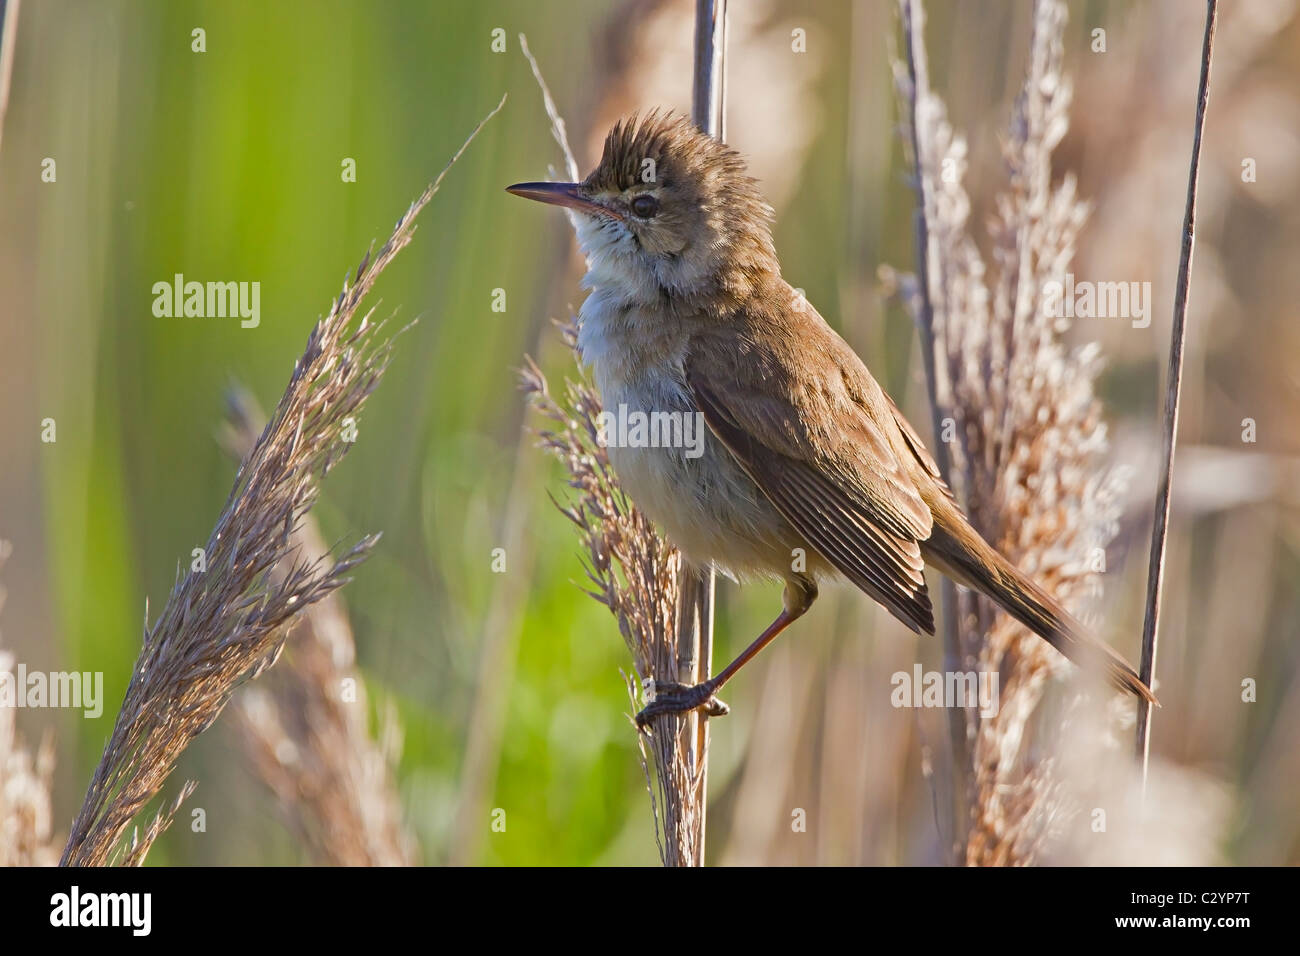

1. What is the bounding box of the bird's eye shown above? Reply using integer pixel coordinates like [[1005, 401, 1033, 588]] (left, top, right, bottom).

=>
[[630, 194, 659, 218]]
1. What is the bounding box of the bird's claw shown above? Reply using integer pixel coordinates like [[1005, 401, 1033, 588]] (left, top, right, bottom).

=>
[[635, 680, 729, 730]]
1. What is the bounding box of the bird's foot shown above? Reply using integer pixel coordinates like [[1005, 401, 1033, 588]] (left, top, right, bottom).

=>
[[635, 679, 729, 730]]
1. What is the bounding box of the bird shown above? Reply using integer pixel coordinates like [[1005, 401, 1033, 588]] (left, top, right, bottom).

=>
[[507, 112, 1156, 727]]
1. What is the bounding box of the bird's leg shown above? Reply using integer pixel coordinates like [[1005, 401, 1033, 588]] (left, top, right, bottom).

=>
[[635, 579, 817, 729]]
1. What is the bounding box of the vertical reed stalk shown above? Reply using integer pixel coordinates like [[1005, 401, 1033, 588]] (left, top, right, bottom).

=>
[[681, 0, 727, 864], [519, 5, 728, 866], [1136, 0, 1218, 783], [896, 0, 968, 862]]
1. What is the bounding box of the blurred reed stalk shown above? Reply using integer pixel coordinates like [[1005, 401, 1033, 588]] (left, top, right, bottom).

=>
[[894, 0, 1136, 864], [441, 38, 573, 870], [895, 0, 967, 861], [58, 101, 503, 866], [0, 0, 19, 157], [1135, 0, 1217, 785], [678, 0, 727, 862], [517, 10, 728, 863], [221, 390, 416, 867], [521, 347, 694, 865]]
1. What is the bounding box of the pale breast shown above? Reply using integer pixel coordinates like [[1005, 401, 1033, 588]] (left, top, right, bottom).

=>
[[578, 298, 800, 579]]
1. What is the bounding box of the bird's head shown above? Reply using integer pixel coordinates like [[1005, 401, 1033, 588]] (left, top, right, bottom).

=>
[[507, 112, 779, 306]]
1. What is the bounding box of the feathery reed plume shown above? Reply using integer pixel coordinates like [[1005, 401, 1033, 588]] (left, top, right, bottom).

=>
[[0, 541, 60, 867], [221, 389, 416, 867], [58, 100, 504, 867], [116, 783, 195, 868], [0, 664, 57, 867], [517, 37, 709, 866], [520, 334, 701, 865], [894, 0, 1132, 865]]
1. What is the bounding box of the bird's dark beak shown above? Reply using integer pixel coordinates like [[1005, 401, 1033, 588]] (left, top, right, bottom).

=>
[[505, 181, 622, 220]]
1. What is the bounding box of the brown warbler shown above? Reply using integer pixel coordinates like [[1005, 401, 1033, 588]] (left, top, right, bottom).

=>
[[508, 113, 1156, 727]]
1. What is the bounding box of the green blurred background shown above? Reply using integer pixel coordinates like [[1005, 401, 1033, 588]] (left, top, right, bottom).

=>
[[1, 0, 1298, 865]]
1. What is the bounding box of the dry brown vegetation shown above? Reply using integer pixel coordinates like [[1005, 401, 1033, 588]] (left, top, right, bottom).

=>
[[56, 102, 504, 866]]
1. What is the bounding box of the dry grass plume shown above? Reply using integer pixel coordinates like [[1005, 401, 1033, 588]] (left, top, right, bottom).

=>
[[59, 100, 504, 867]]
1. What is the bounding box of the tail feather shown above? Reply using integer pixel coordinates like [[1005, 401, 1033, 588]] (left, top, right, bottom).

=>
[[921, 504, 1158, 705]]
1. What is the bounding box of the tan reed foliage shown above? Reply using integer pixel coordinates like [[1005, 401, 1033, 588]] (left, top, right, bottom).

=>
[[517, 38, 708, 866], [0, 541, 60, 867], [0, 680, 57, 867], [895, 0, 1131, 865], [59, 100, 504, 866], [221, 390, 416, 867], [520, 327, 704, 866], [1063, 0, 1293, 864]]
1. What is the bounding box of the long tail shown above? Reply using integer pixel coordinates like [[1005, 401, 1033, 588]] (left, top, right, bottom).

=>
[[920, 500, 1158, 705]]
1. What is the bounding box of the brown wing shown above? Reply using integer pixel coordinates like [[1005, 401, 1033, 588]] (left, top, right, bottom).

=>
[[884, 392, 961, 508], [685, 332, 936, 635]]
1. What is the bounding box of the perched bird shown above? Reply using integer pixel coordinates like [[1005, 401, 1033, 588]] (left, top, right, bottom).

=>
[[508, 112, 1155, 726]]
